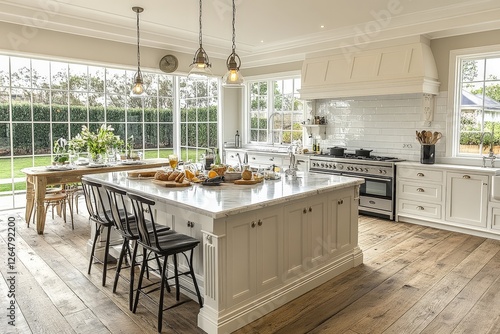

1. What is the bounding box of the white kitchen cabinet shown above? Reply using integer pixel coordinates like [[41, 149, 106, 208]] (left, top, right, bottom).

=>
[[396, 165, 444, 221], [446, 172, 488, 228], [225, 206, 283, 307], [283, 196, 328, 277], [224, 148, 287, 170], [396, 162, 500, 240], [328, 188, 358, 254]]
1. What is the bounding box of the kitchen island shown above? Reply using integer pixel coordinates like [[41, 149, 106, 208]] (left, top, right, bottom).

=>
[[83, 171, 364, 333]]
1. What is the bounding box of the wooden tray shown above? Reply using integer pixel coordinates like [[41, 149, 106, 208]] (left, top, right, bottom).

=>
[[127, 169, 162, 178], [152, 179, 191, 187], [234, 179, 262, 185]]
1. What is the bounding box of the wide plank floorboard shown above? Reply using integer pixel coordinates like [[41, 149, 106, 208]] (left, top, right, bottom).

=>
[[2, 208, 500, 333]]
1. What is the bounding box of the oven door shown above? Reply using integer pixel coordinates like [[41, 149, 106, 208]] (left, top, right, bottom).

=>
[[359, 175, 393, 200]]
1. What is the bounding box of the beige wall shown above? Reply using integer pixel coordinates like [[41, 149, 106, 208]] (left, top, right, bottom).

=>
[[431, 29, 500, 92], [0, 21, 228, 75]]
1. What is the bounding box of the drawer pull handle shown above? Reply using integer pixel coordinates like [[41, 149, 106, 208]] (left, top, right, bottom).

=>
[[463, 175, 471, 179], [258, 219, 263, 226], [269, 157, 274, 161], [417, 188, 424, 192], [303, 208, 307, 214], [251, 221, 256, 228], [417, 173, 425, 177], [369, 200, 376, 204], [338, 199, 344, 205], [416, 206, 424, 210], [308, 207, 312, 212]]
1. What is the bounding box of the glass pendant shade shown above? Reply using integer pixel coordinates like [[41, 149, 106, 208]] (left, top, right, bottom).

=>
[[188, 46, 212, 77], [130, 6, 147, 98], [222, 0, 244, 88], [188, 0, 212, 78], [222, 53, 244, 87]]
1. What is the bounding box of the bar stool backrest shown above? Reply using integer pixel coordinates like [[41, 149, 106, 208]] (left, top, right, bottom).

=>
[[127, 192, 162, 251], [81, 179, 112, 224], [103, 184, 136, 237]]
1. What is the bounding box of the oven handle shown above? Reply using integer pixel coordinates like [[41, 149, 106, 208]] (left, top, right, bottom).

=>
[[363, 176, 392, 182]]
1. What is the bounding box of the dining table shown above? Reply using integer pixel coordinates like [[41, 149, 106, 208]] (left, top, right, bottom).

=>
[[21, 158, 169, 234]]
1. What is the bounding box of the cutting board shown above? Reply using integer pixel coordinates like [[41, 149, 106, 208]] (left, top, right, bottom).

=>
[[127, 169, 161, 178], [152, 179, 191, 187], [234, 179, 262, 185]]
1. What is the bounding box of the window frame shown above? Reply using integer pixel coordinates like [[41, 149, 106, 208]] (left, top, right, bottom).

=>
[[448, 44, 500, 159], [245, 71, 303, 146]]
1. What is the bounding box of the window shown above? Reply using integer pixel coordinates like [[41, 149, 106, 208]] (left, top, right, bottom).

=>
[[179, 77, 219, 163], [248, 77, 303, 145], [0, 54, 219, 210], [455, 53, 500, 156]]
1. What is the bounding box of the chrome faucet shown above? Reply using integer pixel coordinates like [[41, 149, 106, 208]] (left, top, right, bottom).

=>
[[480, 131, 496, 167], [268, 112, 283, 145]]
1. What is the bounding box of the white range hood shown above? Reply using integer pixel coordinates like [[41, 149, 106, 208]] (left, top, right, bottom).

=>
[[299, 41, 440, 100]]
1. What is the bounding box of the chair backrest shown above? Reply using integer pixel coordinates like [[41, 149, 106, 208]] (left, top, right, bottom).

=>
[[127, 192, 162, 251], [81, 179, 112, 224], [103, 184, 136, 237]]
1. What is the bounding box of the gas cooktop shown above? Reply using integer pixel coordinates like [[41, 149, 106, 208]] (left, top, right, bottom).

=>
[[312, 153, 403, 162]]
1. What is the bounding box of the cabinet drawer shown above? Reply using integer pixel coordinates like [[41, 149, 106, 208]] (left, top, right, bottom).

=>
[[248, 154, 282, 167], [398, 181, 442, 202], [398, 199, 441, 219], [397, 167, 443, 183]]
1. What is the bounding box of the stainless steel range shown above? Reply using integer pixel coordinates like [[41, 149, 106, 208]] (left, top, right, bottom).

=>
[[309, 153, 402, 220]]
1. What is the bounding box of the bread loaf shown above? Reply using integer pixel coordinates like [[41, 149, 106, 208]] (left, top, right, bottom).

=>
[[176, 173, 185, 183], [168, 171, 179, 181], [154, 170, 170, 181]]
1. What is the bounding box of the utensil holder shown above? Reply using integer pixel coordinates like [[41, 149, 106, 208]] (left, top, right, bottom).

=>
[[420, 144, 435, 164]]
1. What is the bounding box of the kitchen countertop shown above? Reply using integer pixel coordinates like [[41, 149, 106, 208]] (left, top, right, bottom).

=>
[[83, 171, 364, 219], [396, 161, 500, 175]]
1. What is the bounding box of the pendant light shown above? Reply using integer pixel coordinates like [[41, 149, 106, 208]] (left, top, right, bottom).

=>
[[188, 0, 212, 77], [222, 0, 244, 88], [130, 6, 147, 97]]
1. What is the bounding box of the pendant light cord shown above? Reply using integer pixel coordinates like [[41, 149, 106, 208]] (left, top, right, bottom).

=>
[[198, 0, 203, 48], [231, 0, 236, 54], [136, 9, 141, 73]]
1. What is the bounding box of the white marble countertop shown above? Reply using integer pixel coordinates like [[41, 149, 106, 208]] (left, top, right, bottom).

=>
[[84, 172, 364, 219], [396, 161, 500, 175]]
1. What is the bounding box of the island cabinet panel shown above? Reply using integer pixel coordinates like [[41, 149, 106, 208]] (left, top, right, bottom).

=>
[[225, 207, 283, 308], [446, 172, 488, 228], [283, 196, 328, 277], [328, 188, 357, 253], [155, 211, 204, 277]]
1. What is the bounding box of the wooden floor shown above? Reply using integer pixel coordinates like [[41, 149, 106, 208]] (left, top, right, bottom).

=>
[[1, 209, 500, 334]]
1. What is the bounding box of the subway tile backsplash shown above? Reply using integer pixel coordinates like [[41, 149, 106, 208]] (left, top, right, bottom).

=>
[[311, 92, 447, 161]]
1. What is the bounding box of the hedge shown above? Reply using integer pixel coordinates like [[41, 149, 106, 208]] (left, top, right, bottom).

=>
[[0, 102, 218, 156]]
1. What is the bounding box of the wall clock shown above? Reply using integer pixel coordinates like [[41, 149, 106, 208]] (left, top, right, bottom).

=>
[[159, 54, 178, 73]]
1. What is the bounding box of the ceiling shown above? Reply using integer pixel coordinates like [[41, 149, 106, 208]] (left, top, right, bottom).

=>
[[2, 0, 500, 68]]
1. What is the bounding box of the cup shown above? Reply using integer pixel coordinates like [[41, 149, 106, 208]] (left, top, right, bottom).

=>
[[420, 144, 435, 164], [168, 154, 178, 169]]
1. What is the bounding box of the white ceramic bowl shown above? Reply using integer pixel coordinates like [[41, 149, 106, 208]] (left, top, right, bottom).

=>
[[224, 171, 241, 181]]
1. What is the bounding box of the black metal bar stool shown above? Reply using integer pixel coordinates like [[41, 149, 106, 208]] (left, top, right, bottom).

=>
[[103, 184, 171, 311], [82, 178, 115, 286], [128, 192, 203, 333]]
